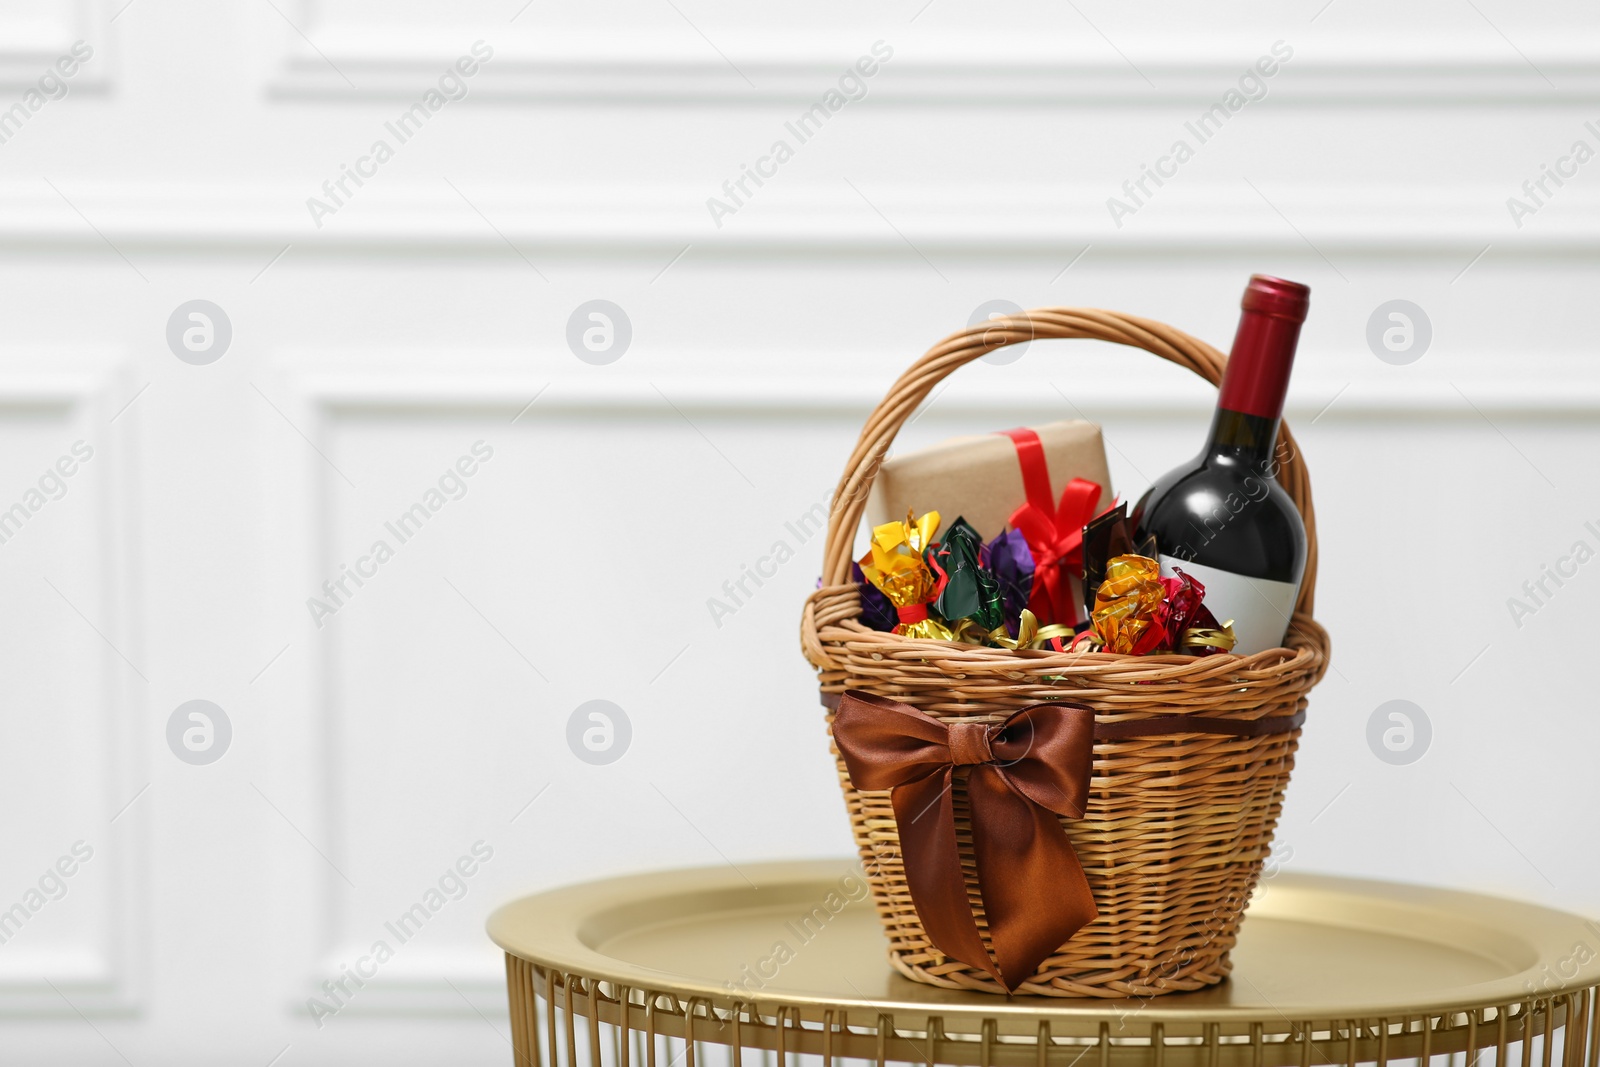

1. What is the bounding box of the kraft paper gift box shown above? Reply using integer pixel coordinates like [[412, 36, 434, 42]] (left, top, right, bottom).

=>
[[865, 420, 1113, 540], [864, 420, 1114, 625]]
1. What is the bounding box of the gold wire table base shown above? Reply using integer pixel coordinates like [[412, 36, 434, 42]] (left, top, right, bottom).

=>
[[487, 861, 1600, 1067]]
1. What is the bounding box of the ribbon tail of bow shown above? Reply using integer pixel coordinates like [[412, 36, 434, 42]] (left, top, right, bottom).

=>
[[967, 764, 1098, 989], [1052, 477, 1105, 541], [831, 693, 1006, 983], [887, 770, 1005, 985]]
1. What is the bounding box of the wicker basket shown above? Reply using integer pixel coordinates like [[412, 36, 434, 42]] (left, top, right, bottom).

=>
[[800, 308, 1330, 998]]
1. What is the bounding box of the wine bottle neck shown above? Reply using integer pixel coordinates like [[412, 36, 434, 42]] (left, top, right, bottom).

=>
[[1216, 292, 1304, 422], [1205, 276, 1306, 475], [1203, 408, 1282, 472]]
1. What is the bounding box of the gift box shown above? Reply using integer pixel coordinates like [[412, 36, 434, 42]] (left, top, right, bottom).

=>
[[865, 420, 1113, 539], [864, 420, 1114, 628]]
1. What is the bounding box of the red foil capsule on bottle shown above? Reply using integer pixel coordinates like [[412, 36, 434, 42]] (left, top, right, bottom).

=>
[[1216, 275, 1310, 421]]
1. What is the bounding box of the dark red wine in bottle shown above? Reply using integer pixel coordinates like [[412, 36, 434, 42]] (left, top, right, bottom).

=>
[[1130, 275, 1309, 654]]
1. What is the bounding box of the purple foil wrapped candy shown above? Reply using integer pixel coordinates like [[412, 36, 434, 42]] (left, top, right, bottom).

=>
[[982, 527, 1035, 637], [852, 561, 899, 632]]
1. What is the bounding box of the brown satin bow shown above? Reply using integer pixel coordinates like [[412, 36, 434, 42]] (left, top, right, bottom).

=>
[[831, 690, 1097, 991], [829, 689, 1306, 992]]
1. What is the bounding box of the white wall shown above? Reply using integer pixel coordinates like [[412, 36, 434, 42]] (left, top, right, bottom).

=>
[[1, 0, 1597, 1063]]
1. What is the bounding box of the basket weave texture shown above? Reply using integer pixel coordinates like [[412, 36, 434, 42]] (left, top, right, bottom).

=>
[[800, 309, 1330, 997]]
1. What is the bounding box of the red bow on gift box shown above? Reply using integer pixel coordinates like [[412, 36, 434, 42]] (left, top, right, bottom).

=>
[[998, 428, 1111, 629]]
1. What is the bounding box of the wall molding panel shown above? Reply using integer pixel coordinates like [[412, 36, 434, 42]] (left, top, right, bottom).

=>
[[262, 359, 522, 1018], [266, 28, 1600, 105], [0, 183, 1594, 253], [285, 364, 1600, 420], [0, 0, 111, 95], [0, 355, 145, 1018]]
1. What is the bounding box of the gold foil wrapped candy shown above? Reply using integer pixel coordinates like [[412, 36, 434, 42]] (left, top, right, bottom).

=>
[[1090, 553, 1166, 655], [858, 511, 955, 641]]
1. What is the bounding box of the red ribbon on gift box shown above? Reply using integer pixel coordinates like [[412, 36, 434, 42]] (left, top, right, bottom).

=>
[[997, 427, 1109, 629]]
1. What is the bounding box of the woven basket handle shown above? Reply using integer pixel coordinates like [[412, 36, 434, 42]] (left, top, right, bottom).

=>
[[819, 308, 1319, 618]]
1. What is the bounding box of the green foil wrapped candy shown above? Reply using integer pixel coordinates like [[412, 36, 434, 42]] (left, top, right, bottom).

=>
[[929, 516, 1006, 633]]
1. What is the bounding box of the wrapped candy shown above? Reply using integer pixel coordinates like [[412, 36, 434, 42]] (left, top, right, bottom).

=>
[[983, 527, 1035, 637], [1080, 504, 1155, 617], [852, 562, 898, 633], [1081, 503, 1132, 606], [1089, 554, 1167, 655], [848, 507, 1236, 657], [1160, 567, 1236, 655], [929, 517, 1005, 632], [858, 511, 955, 640], [1157, 568, 1204, 649]]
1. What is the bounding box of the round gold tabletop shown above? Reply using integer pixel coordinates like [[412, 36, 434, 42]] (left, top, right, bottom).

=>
[[488, 860, 1600, 1067]]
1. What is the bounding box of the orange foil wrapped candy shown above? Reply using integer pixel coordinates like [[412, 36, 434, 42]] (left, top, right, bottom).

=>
[[1090, 554, 1166, 655], [858, 511, 955, 640]]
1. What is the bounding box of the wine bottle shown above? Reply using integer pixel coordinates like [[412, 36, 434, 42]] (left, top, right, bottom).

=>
[[1130, 275, 1309, 654]]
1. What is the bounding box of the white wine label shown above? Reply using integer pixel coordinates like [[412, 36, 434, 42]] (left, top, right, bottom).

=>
[[1157, 555, 1300, 656]]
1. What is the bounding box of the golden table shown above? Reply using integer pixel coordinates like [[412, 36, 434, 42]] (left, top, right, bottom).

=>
[[487, 860, 1600, 1067]]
